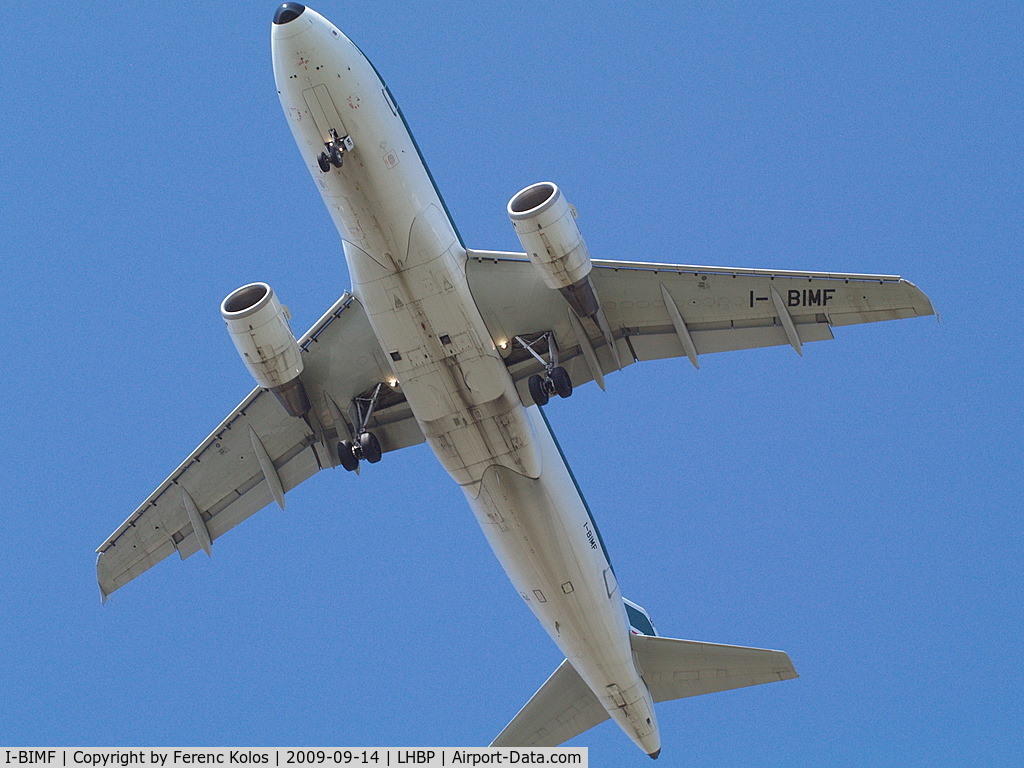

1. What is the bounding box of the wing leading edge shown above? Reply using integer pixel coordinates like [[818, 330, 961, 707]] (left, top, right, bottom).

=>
[[96, 293, 424, 600]]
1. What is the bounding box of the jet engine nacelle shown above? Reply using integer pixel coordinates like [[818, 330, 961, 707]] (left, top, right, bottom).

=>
[[221, 282, 310, 417], [508, 182, 600, 317]]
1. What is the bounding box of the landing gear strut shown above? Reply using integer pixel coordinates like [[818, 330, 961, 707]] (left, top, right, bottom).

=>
[[337, 383, 384, 471], [318, 128, 354, 173], [516, 332, 573, 407]]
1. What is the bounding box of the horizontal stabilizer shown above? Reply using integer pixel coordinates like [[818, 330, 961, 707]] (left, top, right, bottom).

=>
[[490, 635, 797, 747], [490, 659, 605, 748], [630, 635, 798, 703]]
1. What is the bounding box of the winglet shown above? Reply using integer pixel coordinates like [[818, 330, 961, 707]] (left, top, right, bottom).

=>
[[96, 555, 109, 605]]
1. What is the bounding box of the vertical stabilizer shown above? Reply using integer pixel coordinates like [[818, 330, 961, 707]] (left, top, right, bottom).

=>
[[623, 597, 658, 636]]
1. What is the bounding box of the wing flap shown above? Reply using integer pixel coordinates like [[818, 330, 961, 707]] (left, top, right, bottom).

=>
[[828, 305, 922, 326], [102, 540, 178, 594], [628, 320, 835, 363]]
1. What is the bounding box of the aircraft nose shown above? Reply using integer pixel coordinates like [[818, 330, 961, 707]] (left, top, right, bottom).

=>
[[273, 3, 305, 24]]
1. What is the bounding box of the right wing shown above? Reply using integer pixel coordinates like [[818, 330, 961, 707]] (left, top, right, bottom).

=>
[[96, 292, 423, 600]]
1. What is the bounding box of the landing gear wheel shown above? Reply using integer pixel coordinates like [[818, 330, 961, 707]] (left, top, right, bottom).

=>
[[337, 440, 359, 472], [528, 374, 549, 406], [550, 366, 573, 398], [359, 431, 382, 463], [317, 152, 331, 173], [330, 146, 345, 168]]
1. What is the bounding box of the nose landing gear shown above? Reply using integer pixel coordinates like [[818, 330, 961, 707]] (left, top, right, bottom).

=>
[[317, 128, 354, 173]]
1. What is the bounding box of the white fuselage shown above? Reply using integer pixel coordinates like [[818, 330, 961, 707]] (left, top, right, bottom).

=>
[[272, 9, 658, 754]]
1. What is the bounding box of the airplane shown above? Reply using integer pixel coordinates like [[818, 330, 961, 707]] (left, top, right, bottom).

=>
[[96, 3, 935, 758]]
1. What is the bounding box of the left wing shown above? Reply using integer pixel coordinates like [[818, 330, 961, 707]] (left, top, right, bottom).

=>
[[96, 292, 423, 600], [466, 251, 934, 398]]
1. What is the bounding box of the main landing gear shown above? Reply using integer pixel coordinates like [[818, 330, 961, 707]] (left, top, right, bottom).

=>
[[338, 383, 384, 472], [528, 366, 572, 406], [318, 128, 354, 173], [516, 332, 573, 407], [338, 431, 381, 471]]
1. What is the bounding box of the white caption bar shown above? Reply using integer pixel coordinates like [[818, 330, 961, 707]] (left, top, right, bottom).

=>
[[1, 750, 586, 768]]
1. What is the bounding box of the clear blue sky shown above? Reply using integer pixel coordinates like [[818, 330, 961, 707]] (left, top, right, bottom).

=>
[[3, 2, 1020, 765]]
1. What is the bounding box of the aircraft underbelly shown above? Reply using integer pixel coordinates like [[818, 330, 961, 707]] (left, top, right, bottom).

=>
[[275, 38, 542, 486], [465, 408, 659, 749], [339, 177, 654, 732], [351, 232, 542, 485], [274, 16, 657, 751]]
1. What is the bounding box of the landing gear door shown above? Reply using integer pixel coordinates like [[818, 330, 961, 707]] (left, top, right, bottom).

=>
[[303, 84, 348, 145]]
